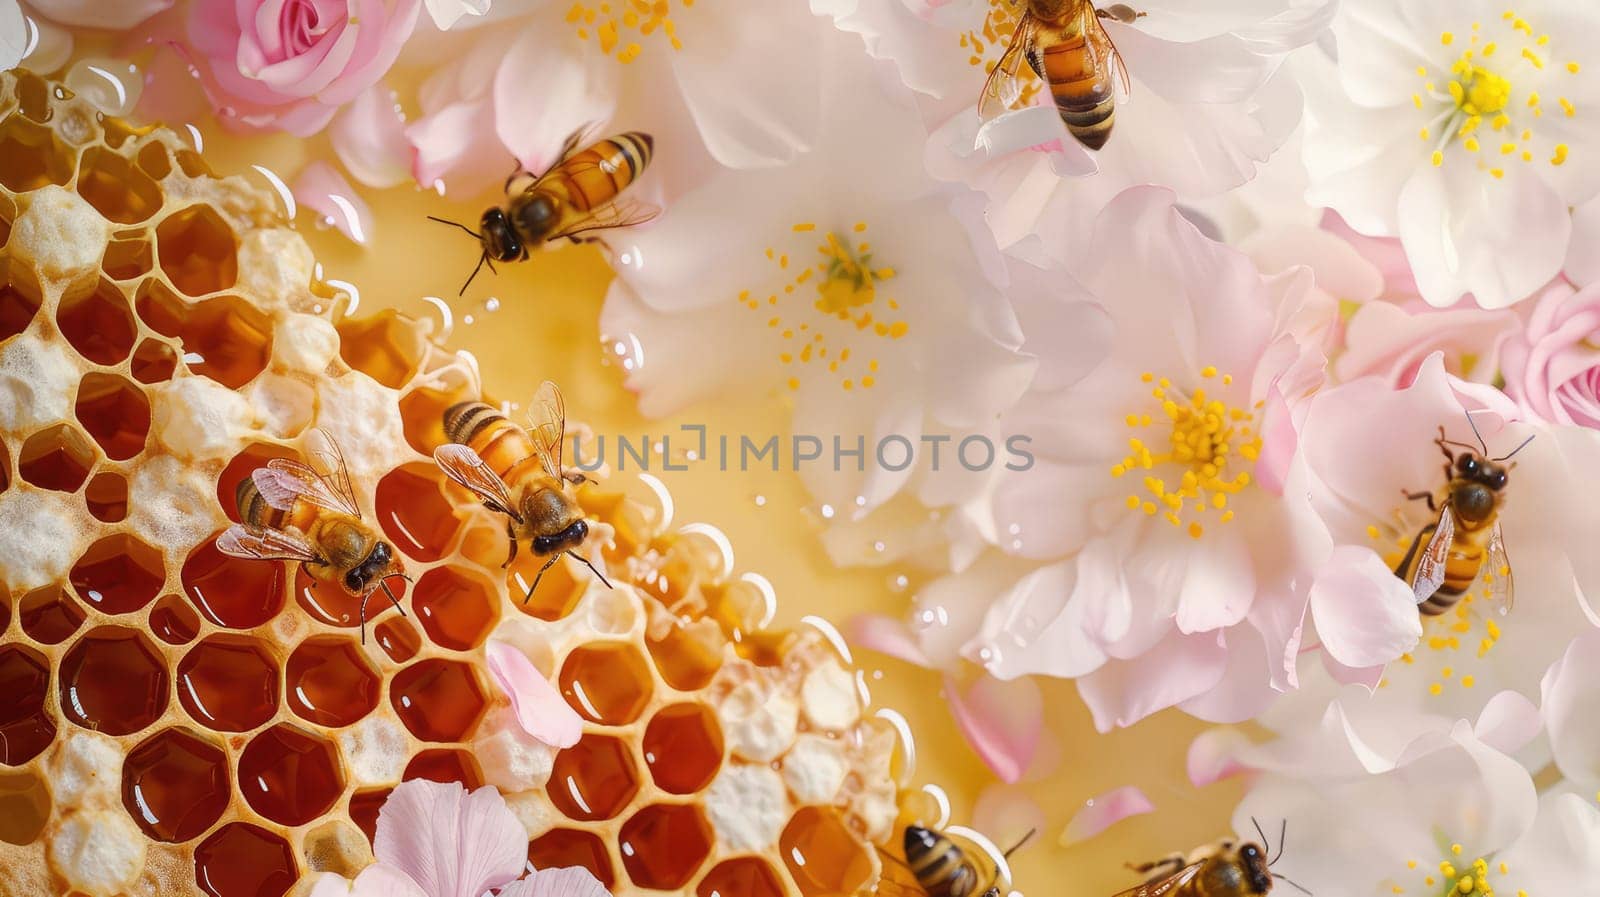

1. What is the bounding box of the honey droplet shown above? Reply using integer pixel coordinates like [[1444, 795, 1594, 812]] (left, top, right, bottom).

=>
[[121, 727, 230, 842], [286, 636, 379, 728], [183, 533, 286, 629], [58, 625, 168, 736], [375, 464, 462, 562], [643, 703, 723, 794], [527, 828, 615, 888], [390, 658, 487, 742], [779, 807, 875, 896], [0, 769, 50, 844], [237, 724, 345, 827], [619, 803, 714, 890], [176, 635, 279, 732], [374, 618, 422, 663], [193, 822, 298, 897], [559, 643, 654, 726], [149, 595, 201, 646], [70, 532, 164, 614], [0, 645, 55, 764], [698, 857, 786, 897], [18, 584, 85, 645], [412, 566, 498, 650], [548, 734, 640, 822], [403, 749, 482, 789]]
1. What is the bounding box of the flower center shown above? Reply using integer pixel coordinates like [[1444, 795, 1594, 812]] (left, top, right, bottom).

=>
[[1390, 849, 1516, 897], [1413, 11, 1582, 175], [1110, 368, 1260, 539], [962, 0, 1044, 109], [565, 0, 689, 63], [737, 222, 907, 392]]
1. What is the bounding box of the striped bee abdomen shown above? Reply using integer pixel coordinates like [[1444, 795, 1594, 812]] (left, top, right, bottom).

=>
[[905, 826, 980, 897], [442, 401, 536, 477], [235, 472, 294, 530], [443, 401, 504, 446], [1033, 38, 1116, 150], [555, 132, 654, 213]]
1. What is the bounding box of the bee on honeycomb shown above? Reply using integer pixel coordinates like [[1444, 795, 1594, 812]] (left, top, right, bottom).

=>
[[0, 70, 905, 897]]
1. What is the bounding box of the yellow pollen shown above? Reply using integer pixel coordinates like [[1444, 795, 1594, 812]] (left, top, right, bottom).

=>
[[1442, 31, 1455, 45]]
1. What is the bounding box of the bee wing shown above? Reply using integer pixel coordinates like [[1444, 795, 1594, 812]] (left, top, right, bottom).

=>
[[1108, 862, 1204, 897], [525, 380, 568, 480], [1411, 504, 1456, 605], [307, 428, 363, 516], [978, 13, 1037, 121], [216, 524, 324, 564], [255, 459, 359, 518], [433, 443, 522, 522], [1486, 521, 1514, 616], [1081, 1, 1132, 100], [550, 200, 662, 241]]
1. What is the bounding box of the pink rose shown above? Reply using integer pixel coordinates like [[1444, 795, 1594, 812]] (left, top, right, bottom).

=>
[[1500, 280, 1600, 427], [188, 0, 421, 136]]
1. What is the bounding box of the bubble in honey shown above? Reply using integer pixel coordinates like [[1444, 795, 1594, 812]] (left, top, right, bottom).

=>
[[527, 828, 615, 888], [0, 644, 55, 764], [347, 788, 391, 845], [176, 634, 279, 733], [56, 278, 137, 365], [149, 594, 201, 645], [74, 371, 151, 459], [130, 338, 179, 383], [77, 144, 162, 224], [71, 532, 165, 615], [18, 584, 85, 644], [375, 463, 462, 562], [335, 309, 427, 389], [155, 204, 238, 296], [216, 443, 299, 525], [509, 549, 583, 621], [403, 749, 482, 789], [642, 703, 724, 794], [182, 533, 286, 629], [58, 625, 169, 736], [285, 636, 379, 728], [121, 726, 230, 842], [237, 724, 346, 827], [0, 770, 50, 845], [390, 658, 487, 742], [193, 822, 299, 897], [548, 733, 641, 822], [374, 618, 422, 663], [84, 470, 129, 522], [779, 806, 876, 897], [411, 566, 498, 650], [0, 260, 43, 340], [18, 423, 96, 492], [698, 857, 786, 897], [619, 803, 714, 890], [559, 643, 653, 726]]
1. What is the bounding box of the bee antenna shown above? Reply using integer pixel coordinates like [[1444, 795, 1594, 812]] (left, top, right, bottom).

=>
[[458, 251, 489, 296], [1251, 816, 1268, 853], [379, 578, 407, 615], [1273, 873, 1312, 896], [427, 215, 483, 240], [1273, 818, 1287, 865], [1002, 828, 1036, 858], [569, 551, 613, 589], [1493, 433, 1536, 462], [1464, 410, 1489, 454]]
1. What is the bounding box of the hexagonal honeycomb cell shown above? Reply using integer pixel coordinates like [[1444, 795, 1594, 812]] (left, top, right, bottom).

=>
[[0, 71, 904, 897]]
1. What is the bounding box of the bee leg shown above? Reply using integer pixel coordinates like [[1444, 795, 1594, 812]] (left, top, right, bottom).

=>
[[1394, 523, 1438, 579], [569, 551, 613, 589], [503, 520, 519, 568], [1402, 488, 1437, 512], [358, 590, 371, 645], [524, 554, 561, 603]]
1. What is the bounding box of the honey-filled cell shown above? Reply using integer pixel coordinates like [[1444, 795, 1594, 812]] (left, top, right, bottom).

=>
[[390, 658, 487, 742], [176, 634, 279, 732], [547, 734, 640, 822], [618, 803, 714, 890], [0, 257, 42, 342], [77, 144, 163, 224], [286, 635, 379, 728], [559, 643, 653, 726], [70, 531, 165, 615], [56, 278, 138, 365], [698, 857, 786, 897], [0, 644, 55, 765], [509, 551, 583, 622], [57, 625, 169, 736], [403, 749, 482, 789], [136, 281, 272, 389], [397, 385, 471, 456], [0, 770, 50, 845], [411, 566, 498, 650], [18, 584, 85, 644], [149, 594, 201, 645], [336, 310, 428, 390], [375, 618, 422, 663], [17, 423, 96, 493], [120, 727, 230, 842], [74, 372, 151, 459], [642, 703, 724, 794], [375, 464, 462, 562], [130, 338, 179, 383], [0, 113, 75, 192], [237, 724, 346, 827], [779, 806, 876, 897], [182, 533, 286, 629], [526, 829, 614, 889], [0, 437, 9, 495], [293, 565, 405, 631], [193, 822, 298, 897], [216, 442, 300, 524], [155, 204, 238, 296], [102, 236, 154, 281], [84, 470, 129, 522], [646, 618, 724, 692], [137, 141, 172, 180], [348, 788, 391, 845]]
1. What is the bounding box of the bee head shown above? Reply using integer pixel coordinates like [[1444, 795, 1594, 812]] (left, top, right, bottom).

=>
[[344, 540, 400, 595], [479, 207, 524, 262], [1237, 843, 1272, 893], [514, 193, 562, 243]]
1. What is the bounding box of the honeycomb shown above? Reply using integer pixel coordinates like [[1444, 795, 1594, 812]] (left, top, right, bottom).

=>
[[0, 70, 903, 897]]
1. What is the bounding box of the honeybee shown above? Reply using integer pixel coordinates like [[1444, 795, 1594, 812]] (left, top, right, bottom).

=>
[[1115, 821, 1308, 896], [978, 1, 1143, 150], [880, 825, 1032, 897], [1395, 417, 1534, 616], [432, 380, 611, 599], [216, 430, 408, 642], [429, 129, 659, 294]]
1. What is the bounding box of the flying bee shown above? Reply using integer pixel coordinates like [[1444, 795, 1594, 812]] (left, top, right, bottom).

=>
[[978, 1, 1143, 150], [429, 129, 659, 295], [878, 825, 1032, 897], [216, 430, 408, 643], [1114, 820, 1309, 897], [1395, 415, 1535, 617], [432, 380, 612, 600]]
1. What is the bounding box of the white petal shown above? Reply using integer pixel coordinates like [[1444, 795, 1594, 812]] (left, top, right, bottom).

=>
[[331, 84, 412, 188], [1494, 791, 1600, 894], [424, 0, 490, 31], [496, 867, 612, 897], [0, 0, 26, 71], [1567, 195, 1600, 287], [1307, 545, 1421, 670], [374, 780, 528, 897], [1540, 629, 1600, 789]]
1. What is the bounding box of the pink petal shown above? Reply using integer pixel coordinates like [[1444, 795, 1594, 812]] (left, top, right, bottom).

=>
[[292, 161, 374, 245], [25, 0, 171, 29], [347, 865, 430, 897], [374, 780, 526, 897], [486, 639, 583, 749], [332, 83, 412, 188], [1307, 545, 1421, 671], [944, 673, 1042, 785], [971, 784, 1048, 854], [1186, 728, 1253, 787], [1059, 785, 1155, 846], [1473, 691, 1542, 758], [847, 613, 929, 667], [496, 867, 612, 897]]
